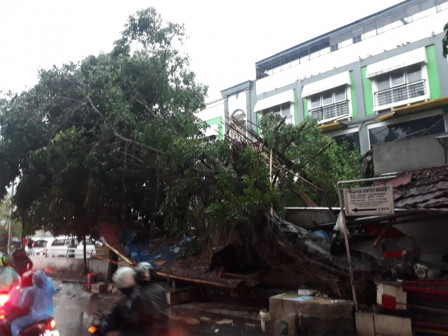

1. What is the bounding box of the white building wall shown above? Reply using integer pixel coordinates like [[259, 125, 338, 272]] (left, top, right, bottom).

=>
[[195, 99, 225, 138], [227, 91, 247, 117], [195, 98, 225, 121], [256, 8, 448, 95]]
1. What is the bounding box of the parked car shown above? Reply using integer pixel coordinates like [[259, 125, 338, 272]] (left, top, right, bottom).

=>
[[45, 236, 99, 258], [44, 236, 75, 258], [75, 238, 100, 259], [29, 237, 55, 256]]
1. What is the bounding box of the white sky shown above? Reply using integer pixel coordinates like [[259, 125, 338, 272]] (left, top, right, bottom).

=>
[[0, 0, 403, 101]]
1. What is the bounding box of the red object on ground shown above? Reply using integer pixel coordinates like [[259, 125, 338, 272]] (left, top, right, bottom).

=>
[[382, 294, 397, 310], [84, 273, 99, 289], [363, 224, 405, 238]]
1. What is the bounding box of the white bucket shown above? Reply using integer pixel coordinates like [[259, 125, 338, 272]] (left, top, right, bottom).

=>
[[259, 309, 270, 333]]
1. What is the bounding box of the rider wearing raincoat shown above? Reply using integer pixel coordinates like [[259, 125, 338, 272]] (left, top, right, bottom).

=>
[[0, 254, 21, 293], [10, 270, 57, 336]]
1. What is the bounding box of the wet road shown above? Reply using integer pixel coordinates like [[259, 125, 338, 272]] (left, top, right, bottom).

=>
[[51, 279, 264, 336], [52, 279, 115, 336]]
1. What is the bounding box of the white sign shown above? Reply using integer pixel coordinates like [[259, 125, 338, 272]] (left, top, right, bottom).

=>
[[343, 186, 394, 216]]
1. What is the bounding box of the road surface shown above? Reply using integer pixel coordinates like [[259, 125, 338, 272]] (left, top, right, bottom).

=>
[[51, 278, 264, 336]]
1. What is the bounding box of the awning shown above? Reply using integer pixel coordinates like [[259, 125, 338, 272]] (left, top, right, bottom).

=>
[[317, 121, 347, 132], [366, 48, 427, 78], [254, 90, 294, 112], [374, 97, 448, 122], [392, 96, 448, 115], [374, 111, 395, 122], [204, 123, 220, 137], [302, 72, 351, 98]]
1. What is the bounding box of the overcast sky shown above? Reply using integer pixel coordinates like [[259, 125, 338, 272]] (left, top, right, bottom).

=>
[[0, 0, 403, 101]]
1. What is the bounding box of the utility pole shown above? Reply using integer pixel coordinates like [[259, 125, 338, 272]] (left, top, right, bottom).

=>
[[7, 182, 14, 255]]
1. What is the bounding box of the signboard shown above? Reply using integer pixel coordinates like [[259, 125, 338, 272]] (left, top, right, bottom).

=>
[[343, 186, 394, 216]]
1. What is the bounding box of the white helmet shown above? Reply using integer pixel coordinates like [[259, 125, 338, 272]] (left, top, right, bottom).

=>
[[112, 267, 136, 289]]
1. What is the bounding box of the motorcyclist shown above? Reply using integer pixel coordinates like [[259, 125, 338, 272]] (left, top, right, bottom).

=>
[[94, 264, 168, 335], [12, 247, 33, 276], [9, 270, 57, 336], [131, 262, 169, 336], [94, 266, 138, 335], [4, 270, 35, 324], [0, 255, 21, 292]]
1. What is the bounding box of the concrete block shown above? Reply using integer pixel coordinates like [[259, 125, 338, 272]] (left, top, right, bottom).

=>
[[91, 282, 107, 294], [373, 313, 412, 336], [267, 293, 355, 335], [355, 312, 375, 336]]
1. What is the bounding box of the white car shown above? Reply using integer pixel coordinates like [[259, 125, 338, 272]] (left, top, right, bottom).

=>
[[29, 237, 55, 256], [75, 239, 100, 259], [45, 236, 98, 258]]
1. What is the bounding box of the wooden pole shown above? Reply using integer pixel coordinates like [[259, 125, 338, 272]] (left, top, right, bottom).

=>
[[104, 242, 134, 265], [92, 254, 133, 268]]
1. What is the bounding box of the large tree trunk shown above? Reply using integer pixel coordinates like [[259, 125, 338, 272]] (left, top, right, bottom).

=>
[[83, 235, 87, 275], [107, 249, 118, 282]]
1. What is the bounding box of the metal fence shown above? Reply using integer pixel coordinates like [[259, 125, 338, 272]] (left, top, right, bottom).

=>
[[309, 100, 350, 122], [374, 80, 426, 107]]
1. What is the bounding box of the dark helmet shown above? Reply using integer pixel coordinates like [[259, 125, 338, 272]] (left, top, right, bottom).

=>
[[135, 262, 153, 285]]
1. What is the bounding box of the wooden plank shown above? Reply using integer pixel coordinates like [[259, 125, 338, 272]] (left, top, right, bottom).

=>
[[155, 271, 242, 289]]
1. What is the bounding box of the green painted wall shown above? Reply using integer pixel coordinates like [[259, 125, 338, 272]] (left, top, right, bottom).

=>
[[205, 117, 223, 140], [426, 45, 442, 99], [303, 98, 308, 119], [294, 89, 299, 125], [361, 66, 374, 116], [349, 71, 357, 120], [256, 112, 261, 135]]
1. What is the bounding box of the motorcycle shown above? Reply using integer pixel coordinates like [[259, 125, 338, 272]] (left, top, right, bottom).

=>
[[88, 311, 177, 336], [0, 271, 59, 336], [17, 317, 59, 336], [0, 318, 59, 336]]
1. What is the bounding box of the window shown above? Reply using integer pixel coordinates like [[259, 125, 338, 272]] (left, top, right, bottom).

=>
[[374, 64, 426, 108], [260, 103, 292, 123], [369, 114, 444, 146], [51, 239, 66, 246], [333, 132, 360, 151], [308, 86, 349, 123], [35, 240, 48, 248]]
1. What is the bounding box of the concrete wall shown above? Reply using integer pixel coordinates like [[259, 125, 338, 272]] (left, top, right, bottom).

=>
[[30, 256, 109, 277], [372, 135, 445, 175]]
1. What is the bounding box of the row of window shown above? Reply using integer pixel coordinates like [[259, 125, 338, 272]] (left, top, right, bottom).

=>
[[261, 61, 427, 125], [265, 2, 448, 77], [333, 113, 445, 150]]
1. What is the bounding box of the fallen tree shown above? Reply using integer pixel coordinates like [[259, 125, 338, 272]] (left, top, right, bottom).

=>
[[157, 212, 379, 305]]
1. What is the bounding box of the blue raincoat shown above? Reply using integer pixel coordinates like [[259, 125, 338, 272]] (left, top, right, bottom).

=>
[[0, 267, 21, 292], [10, 270, 57, 336]]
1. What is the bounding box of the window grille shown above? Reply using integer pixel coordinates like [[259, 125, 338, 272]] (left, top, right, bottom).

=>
[[375, 80, 426, 106], [310, 100, 350, 122]]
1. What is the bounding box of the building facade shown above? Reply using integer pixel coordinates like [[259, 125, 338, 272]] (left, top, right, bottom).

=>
[[197, 0, 448, 173]]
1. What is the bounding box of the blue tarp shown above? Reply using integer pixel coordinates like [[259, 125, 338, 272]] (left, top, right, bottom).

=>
[[120, 229, 192, 269]]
